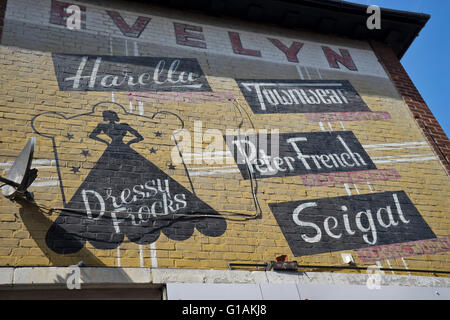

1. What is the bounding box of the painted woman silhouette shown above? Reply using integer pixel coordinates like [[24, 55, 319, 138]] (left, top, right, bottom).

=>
[[45, 107, 226, 254]]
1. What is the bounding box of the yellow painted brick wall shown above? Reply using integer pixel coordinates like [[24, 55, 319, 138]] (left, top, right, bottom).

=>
[[0, 0, 448, 276]]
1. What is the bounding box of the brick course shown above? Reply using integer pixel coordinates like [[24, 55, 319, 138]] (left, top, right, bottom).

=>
[[370, 40, 450, 175]]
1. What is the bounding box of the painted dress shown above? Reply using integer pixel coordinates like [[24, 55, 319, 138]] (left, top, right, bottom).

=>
[[46, 114, 226, 254]]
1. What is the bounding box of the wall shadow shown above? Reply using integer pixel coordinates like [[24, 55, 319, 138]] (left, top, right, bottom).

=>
[[17, 198, 138, 284]]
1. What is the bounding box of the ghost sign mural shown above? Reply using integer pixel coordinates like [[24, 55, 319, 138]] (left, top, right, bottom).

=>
[[31, 102, 226, 254], [36, 52, 436, 263]]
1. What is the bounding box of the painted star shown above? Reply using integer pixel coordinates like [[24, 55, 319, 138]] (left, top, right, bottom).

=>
[[149, 147, 157, 154], [154, 131, 162, 137], [66, 133, 74, 140], [81, 149, 89, 156], [71, 166, 80, 173], [168, 164, 176, 170]]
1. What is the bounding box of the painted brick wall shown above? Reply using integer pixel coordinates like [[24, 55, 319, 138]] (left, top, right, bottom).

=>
[[0, 0, 448, 275], [370, 40, 450, 175]]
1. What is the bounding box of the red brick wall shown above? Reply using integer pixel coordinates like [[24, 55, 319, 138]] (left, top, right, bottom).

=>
[[370, 40, 450, 175]]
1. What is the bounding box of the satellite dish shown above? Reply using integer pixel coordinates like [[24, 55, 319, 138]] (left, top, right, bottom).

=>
[[0, 137, 38, 200]]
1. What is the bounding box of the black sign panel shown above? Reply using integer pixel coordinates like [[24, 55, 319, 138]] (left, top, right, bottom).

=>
[[52, 54, 212, 92], [269, 191, 436, 257], [236, 79, 370, 114], [224, 131, 376, 179]]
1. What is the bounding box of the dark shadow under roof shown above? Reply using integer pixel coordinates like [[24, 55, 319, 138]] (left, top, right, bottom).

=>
[[137, 0, 430, 59]]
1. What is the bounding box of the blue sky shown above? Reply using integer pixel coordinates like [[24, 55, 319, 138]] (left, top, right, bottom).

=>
[[352, 0, 449, 136]]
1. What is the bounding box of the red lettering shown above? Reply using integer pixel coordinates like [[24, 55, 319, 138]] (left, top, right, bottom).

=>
[[228, 31, 261, 57], [401, 244, 414, 255], [322, 46, 358, 71], [50, 0, 86, 28], [173, 23, 206, 49], [268, 38, 304, 62], [106, 10, 150, 38]]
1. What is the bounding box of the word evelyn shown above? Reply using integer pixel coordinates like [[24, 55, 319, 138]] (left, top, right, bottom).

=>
[[236, 80, 370, 114], [269, 191, 436, 256], [226, 131, 376, 179], [51, 0, 362, 72], [52, 54, 211, 91]]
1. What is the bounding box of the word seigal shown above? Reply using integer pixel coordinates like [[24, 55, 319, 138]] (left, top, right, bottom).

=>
[[236, 80, 370, 114], [80, 179, 187, 233], [52, 54, 212, 91], [269, 191, 436, 257]]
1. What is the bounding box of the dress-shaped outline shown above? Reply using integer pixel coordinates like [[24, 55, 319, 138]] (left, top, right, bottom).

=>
[[31, 102, 226, 254]]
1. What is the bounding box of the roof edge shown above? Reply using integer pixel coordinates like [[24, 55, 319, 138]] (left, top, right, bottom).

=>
[[131, 0, 430, 59]]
